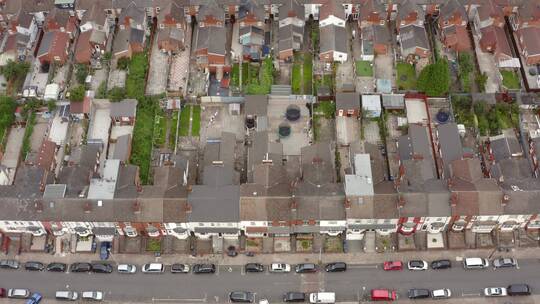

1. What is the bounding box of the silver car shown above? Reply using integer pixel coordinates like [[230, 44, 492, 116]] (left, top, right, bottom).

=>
[[493, 258, 517, 268], [117, 264, 137, 274], [82, 291, 103, 301], [7, 289, 30, 299]]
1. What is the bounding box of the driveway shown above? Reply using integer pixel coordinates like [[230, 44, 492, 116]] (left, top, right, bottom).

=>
[[146, 33, 170, 95], [168, 27, 191, 94], [374, 54, 394, 80], [336, 116, 358, 145], [473, 34, 500, 93]]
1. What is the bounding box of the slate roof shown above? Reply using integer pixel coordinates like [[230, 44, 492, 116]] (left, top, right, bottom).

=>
[[400, 23, 429, 52], [188, 184, 240, 222], [336, 93, 360, 111], [320, 24, 347, 54], [397, 0, 425, 24], [196, 26, 227, 55], [437, 123, 463, 176], [489, 129, 523, 162], [319, 0, 345, 21], [110, 99, 137, 117], [278, 0, 304, 19]]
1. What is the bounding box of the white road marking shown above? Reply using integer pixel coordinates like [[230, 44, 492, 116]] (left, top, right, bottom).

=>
[[152, 298, 206, 302], [462, 292, 481, 297]]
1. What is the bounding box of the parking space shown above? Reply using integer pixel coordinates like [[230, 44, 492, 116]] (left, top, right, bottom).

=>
[[146, 35, 170, 96]]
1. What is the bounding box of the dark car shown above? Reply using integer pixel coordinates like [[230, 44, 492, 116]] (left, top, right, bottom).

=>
[[24, 261, 44, 271], [283, 292, 306, 302], [192, 264, 216, 274], [295, 263, 317, 273], [507, 284, 531, 296], [171, 264, 190, 273], [46, 263, 67, 272], [91, 263, 113, 273], [70, 263, 92, 273], [0, 259, 20, 269], [0, 288, 5, 298], [431, 259, 452, 270], [99, 242, 111, 260], [325, 262, 347, 272], [408, 289, 431, 299], [229, 291, 254, 303], [245, 263, 265, 273]]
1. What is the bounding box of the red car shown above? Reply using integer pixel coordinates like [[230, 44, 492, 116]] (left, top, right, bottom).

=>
[[0, 288, 5, 297], [371, 289, 397, 301], [383, 261, 403, 271]]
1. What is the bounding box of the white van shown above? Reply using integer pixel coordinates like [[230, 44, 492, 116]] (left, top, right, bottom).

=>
[[309, 292, 335, 304], [142, 263, 164, 273], [55, 291, 78, 301], [463, 257, 489, 269]]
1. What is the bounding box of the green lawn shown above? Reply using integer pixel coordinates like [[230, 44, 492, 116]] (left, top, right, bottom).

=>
[[20, 112, 36, 159], [291, 63, 302, 94], [179, 106, 191, 136], [245, 57, 273, 95], [303, 53, 313, 94], [130, 97, 157, 184], [231, 63, 240, 87], [153, 112, 167, 147], [396, 62, 417, 90], [192, 105, 201, 136], [355, 60, 373, 77], [169, 111, 179, 150], [125, 53, 148, 99], [500, 70, 520, 90]]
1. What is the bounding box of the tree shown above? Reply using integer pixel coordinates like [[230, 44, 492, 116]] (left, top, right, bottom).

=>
[[47, 100, 57, 111], [0, 60, 30, 82], [417, 60, 450, 97], [107, 87, 126, 102], [75, 64, 89, 84], [0, 95, 16, 133], [69, 85, 85, 102]]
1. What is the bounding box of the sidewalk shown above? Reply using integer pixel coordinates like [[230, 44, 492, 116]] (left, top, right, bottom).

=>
[[6, 247, 538, 266]]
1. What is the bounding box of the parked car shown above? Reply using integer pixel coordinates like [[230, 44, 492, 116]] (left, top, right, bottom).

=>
[[141, 263, 164, 273], [383, 261, 403, 271], [270, 263, 291, 273], [70, 263, 92, 273], [171, 264, 190, 273], [408, 289, 430, 299], [0, 259, 20, 269], [493, 258, 517, 268], [0, 288, 5, 297], [7, 289, 30, 299], [484, 287, 508, 297], [283, 292, 306, 302], [24, 261, 44, 271], [371, 289, 397, 301], [507, 284, 531, 296], [117, 264, 137, 274], [82, 291, 103, 301], [431, 259, 451, 270], [47, 263, 67, 272], [227, 246, 238, 257], [26, 293, 42, 304], [408, 260, 428, 271], [245, 263, 265, 273], [295, 263, 317, 273], [325, 262, 347, 272], [55, 291, 78, 301], [229, 291, 254, 303], [432, 289, 451, 299], [192, 264, 216, 274], [463, 257, 489, 269], [99, 242, 111, 260], [91, 263, 113, 274], [309, 292, 335, 303]]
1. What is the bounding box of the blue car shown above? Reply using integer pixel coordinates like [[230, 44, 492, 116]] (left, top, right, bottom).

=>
[[100, 242, 111, 260], [26, 293, 42, 304]]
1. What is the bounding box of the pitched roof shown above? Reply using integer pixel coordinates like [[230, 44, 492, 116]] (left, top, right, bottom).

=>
[[278, 0, 304, 19], [518, 27, 540, 56], [188, 184, 240, 222], [320, 24, 348, 54], [110, 99, 137, 117], [336, 92, 360, 111], [437, 123, 463, 176], [119, 1, 146, 27], [489, 129, 523, 162], [37, 31, 69, 59], [400, 23, 429, 51], [196, 26, 227, 55], [397, 0, 425, 23], [319, 0, 345, 21]]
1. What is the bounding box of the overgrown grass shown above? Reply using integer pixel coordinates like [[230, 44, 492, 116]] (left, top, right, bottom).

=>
[[130, 96, 157, 184], [192, 105, 201, 136], [396, 62, 417, 91], [169, 110, 179, 150], [179, 106, 191, 136], [500, 70, 520, 90], [153, 111, 167, 147], [356, 60, 373, 77], [451, 95, 474, 129], [20, 111, 36, 160], [126, 53, 149, 99], [245, 57, 273, 95], [291, 63, 302, 94], [314, 74, 334, 95], [474, 101, 519, 136], [303, 53, 313, 95]]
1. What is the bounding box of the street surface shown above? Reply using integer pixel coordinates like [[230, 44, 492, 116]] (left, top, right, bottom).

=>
[[0, 258, 538, 303]]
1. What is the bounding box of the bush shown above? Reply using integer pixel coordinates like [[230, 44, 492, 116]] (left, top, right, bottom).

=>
[[69, 85, 85, 102], [0, 96, 16, 138], [476, 72, 488, 92], [75, 64, 89, 84], [107, 87, 126, 102], [418, 60, 450, 96], [117, 57, 130, 70], [96, 81, 107, 98]]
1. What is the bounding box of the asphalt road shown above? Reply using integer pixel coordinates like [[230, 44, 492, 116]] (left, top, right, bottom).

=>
[[0, 259, 538, 303]]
